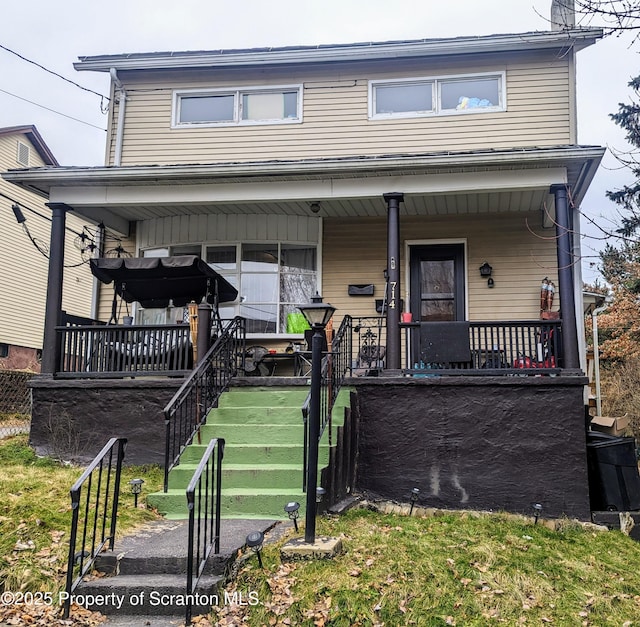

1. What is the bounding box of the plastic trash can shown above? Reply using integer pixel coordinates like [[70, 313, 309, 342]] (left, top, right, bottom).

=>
[[587, 431, 640, 511]]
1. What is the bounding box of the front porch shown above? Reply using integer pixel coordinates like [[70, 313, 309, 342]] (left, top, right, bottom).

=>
[[10, 148, 602, 521]]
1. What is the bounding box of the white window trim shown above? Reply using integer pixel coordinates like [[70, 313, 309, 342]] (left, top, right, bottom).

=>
[[369, 71, 506, 120], [172, 84, 303, 128]]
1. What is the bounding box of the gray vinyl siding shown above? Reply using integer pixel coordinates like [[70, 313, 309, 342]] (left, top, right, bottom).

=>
[[0, 134, 92, 351], [108, 50, 573, 166]]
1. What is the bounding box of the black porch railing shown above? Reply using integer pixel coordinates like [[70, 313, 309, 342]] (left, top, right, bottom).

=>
[[163, 317, 245, 492], [185, 437, 225, 626], [342, 316, 562, 375], [56, 323, 193, 378], [63, 437, 126, 619]]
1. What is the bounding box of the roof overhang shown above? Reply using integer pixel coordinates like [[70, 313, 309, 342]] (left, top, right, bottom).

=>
[[2, 146, 605, 235], [74, 29, 603, 73]]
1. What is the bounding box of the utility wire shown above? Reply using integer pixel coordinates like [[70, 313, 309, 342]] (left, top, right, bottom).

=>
[[0, 43, 109, 101], [0, 87, 106, 131]]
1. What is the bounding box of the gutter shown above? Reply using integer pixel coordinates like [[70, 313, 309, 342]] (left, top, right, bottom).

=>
[[1, 146, 606, 189], [74, 29, 603, 73], [110, 68, 126, 166]]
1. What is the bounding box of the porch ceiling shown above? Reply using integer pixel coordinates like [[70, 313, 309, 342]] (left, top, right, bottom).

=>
[[65, 188, 553, 222]]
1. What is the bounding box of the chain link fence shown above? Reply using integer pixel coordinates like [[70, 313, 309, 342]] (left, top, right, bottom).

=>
[[0, 369, 33, 438]]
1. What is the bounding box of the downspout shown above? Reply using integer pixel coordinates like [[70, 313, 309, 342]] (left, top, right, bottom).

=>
[[110, 68, 126, 166], [591, 300, 610, 417]]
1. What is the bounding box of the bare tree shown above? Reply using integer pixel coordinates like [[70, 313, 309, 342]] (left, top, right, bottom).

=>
[[570, 1, 640, 38]]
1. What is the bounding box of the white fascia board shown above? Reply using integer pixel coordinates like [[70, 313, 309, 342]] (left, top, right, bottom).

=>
[[6, 146, 604, 189], [74, 30, 603, 72], [49, 168, 567, 207]]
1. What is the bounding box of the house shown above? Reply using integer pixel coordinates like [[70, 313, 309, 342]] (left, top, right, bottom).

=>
[[0, 126, 92, 371], [2, 5, 606, 520]]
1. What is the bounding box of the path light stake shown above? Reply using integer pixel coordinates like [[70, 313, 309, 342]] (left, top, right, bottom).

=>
[[246, 531, 264, 568], [532, 503, 543, 525], [409, 487, 420, 516], [284, 501, 301, 533], [298, 294, 336, 544], [129, 478, 144, 508]]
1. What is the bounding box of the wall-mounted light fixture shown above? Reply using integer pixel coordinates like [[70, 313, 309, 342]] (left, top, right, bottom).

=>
[[479, 262, 494, 288]]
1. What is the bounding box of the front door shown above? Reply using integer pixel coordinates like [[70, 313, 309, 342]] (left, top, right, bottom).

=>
[[409, 244, 466, 364]]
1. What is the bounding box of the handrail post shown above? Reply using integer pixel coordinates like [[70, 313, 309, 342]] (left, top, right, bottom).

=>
[[305, 328, 324, 544]]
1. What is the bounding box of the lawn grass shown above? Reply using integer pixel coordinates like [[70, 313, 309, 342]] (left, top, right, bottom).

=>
[[215, 508, 640, 626], [3, 435, 640, 625], [0, 435, 163, 596]]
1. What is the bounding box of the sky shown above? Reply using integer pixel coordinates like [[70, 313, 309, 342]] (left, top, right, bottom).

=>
[[1, 0, 639, 283]]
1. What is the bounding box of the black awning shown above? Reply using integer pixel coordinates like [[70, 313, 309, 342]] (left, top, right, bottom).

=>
[[90, 255, 238, 308]]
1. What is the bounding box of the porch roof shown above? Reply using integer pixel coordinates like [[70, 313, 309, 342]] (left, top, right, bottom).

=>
[[2, 145, 604, 234]]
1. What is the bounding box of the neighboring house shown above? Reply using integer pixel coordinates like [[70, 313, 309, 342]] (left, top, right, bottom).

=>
[[2, 5, 608, 519], [0, 126, 92, 371]]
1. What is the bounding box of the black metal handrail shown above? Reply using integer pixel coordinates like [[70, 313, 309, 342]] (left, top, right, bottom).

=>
[[55, 323, 193, 377], [301, 315, 352, 491], [63, 437, 127, 619], [163, 317, 245, 491], [185, 437, 225, 626]]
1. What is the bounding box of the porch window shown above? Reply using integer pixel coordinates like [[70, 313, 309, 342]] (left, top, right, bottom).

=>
[[174, 85, 302, 127], [370, 72, 505, 119], [206, 243, 317, 335]]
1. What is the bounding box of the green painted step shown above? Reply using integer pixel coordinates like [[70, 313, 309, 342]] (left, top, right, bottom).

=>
[[178, 443, 330, 466], [217, 388, 310, 408], [167, 463, 303, 490], [198, 423, 303, 444], [148, 386, 351, 519], [152, 488, 308, 520], [207, 407, 303, 424]]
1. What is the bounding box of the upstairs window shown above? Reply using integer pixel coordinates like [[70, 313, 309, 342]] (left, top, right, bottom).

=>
[[173, 86, 302, 127], [370, 72, 505, 119]]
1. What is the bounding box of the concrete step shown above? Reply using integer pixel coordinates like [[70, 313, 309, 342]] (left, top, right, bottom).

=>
[[168, 463, 303, 490], [75, 573, 222, 615], [85, 519, 278, 618]]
